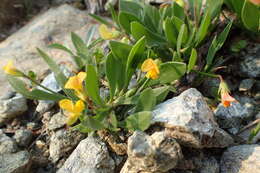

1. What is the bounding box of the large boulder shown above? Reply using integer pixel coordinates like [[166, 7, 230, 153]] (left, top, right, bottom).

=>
[[152, 88, 234, 148], [57, 136, 115, 173], [220, 144, 260, 173], [0, 4, 98, 97]]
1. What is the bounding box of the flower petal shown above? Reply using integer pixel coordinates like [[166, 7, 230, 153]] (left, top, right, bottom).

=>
[[74, 100, 85, 114], [65, 76, 81, 91], [77, 72, 87, 84], [59, 99, 74, 112], [141, 59, 156, 72], [3, 60, 20, 76], [99, 24, 114, 40]]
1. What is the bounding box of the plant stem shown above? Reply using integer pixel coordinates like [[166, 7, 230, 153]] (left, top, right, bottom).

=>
[[191, 70, 219, 78]]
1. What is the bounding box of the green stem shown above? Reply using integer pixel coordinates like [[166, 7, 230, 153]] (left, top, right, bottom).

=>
[[136, 78, 150, 94]]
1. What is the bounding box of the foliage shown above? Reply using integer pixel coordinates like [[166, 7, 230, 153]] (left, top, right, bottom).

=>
[[5, 0, 237, 135], [225, 0, 260, 32]]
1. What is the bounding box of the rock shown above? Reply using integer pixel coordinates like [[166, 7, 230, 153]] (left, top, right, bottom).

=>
[[0, 129, 18, 154], [0, 150, 31, 173], [49, 129, 85, 162], [85, 0, 106, 14], [220, 144, 260, 173], [0, 94, 28, 124], [239, 44, 260, 78], [57, 135, 115, 173], [214, 96, 255, 134], [13, 129, 33, 147], [0, 4, 98, 97], [152, 88, 233, 148], [200, 157, 219, 173], [47, 112, 67, 131], [51, 0, 82, 5], [121, 131, 183, 173], [239, 79, 255, 91], [201, 77, 220, 97]]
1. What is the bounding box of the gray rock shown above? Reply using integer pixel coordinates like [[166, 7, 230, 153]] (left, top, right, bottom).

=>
[[221, 144, 260, 173], [0, 129, 18, 154], [0, 94, 28, 123], [239, 44, 260, 78], [152, 88, 233, 148], [57, 136, 115, 173], [214, 96, 255, 134], [51, 0, 82, 5], [121, 131, 183, 173], [49, 129, 85, 162], [47, 112, 67, 131], [0, 150, 31, 173], [0, 4, 98, 97], [85, 0, 106, 14], [200, 157, 219, 173], [239, 79, 255, 91], [13, 129, 33, 147]]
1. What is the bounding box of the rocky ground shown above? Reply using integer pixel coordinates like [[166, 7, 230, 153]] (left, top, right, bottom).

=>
[[0, 1, 259, 173]]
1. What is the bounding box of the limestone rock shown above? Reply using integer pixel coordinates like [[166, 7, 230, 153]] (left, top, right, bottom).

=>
[[0, 94, 28, 124], [0, 150, 31, 173], [47, 112, 67, 131], [49, 129, 85, 162], [57, 136, 115, 173], [152, 88, 233, 148], [220, 144, 260, 173], [239, 79, 255, 91], [121, 131, 183, 173], [0, 129, 18, 154]]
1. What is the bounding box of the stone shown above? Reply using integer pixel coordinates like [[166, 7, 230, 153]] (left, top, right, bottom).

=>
[[0, 94, 28, 124], [214, 96, 255, 134], [51, 0, 82, 5], [0, 150, 31, 173], [239, 44, 260, 78], [199, 157, 219, 173], [120, 131, 183, 173], [13, 129, 33, 147], [47, 112, 67, 131], [239, 79, 255, 91], [0, 129, 18, 154], [0, 4, 99, 97], [49, 129, 85, 162], [152, 88, 233, 148], [57, 135, 115, 173], [220, 144, 260, 173], [85, 0, 106, 14]]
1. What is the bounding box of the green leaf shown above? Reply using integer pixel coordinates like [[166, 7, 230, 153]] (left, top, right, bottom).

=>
[[196, 11, 211, 45], [49, 43, 74, 55], [88, 13, 112, 27], [119, 0, 143, 18], [206, 0, 223, 19], [152, 86, 170, 104], [135, 88, 156, 112], [159, 62, 186, 84], [37, 48, 67, 87], [106, 53, 118, 99], [126, 36, 146, 84], [241, 0, 260, 32], [176, 24, 187, 54], [172, 2, 185, 20], [164, 17, 177, 47], [143, 4, 161, 33], [187, 48, 197, 73], [81, 116, 105, 131], [109, 41, 132, 61], [85, 26, 97, 47], [85, 65, 104, 106], [131, 22, 166, 46], [249, 122, 260, 142], [73, 124, 92, 133], [7, 76, 65, 101], [125, 111, 152, 131], [119, 11, 141, 34], [71, 32, 88, 54]]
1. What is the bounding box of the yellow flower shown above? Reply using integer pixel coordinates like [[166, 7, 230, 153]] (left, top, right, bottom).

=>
[[98, 24, 120, 40], [174, 0, 184, 7], [3, 60, 23, 76], [218, 78, 237, 107], [59, 99, 85, 126], [141, 58, 160, 80], [65, 72, 87, 101]]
